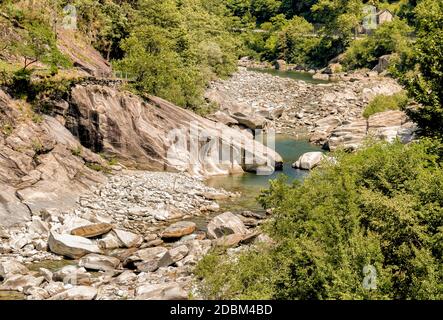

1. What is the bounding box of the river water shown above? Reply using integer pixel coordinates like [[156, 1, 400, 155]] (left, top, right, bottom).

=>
[[247, 67, 330, 84], [206, 135, 323, 212]]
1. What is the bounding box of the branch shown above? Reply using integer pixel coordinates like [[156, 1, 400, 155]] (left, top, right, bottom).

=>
[[23, 57, 38, 70]]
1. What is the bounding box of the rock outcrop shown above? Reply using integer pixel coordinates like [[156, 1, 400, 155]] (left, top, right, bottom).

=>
[[63, 85, 282, 177], [0, 90, 106, 227], [327, 110, 416, 151]]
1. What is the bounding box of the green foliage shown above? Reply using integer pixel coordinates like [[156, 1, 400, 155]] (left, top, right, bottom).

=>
[[343, 18, 414, 70], [86, 162, 111, 173], [398, 0, 443, 139], [71, 145, 83, 157], [114, 0, 239, 111], [1, 122, 13, 136], [363, 92, 409, 119], [196, 139, 443, 299], [277, 16, 319, 65]]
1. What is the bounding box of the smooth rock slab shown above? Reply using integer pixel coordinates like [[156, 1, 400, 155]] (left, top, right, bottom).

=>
[[78, 254, 121, 271], [207, 212, 248, 239], [157, 245, 189, 267], [135, 282, 188, 300], [71, 223, 113, 238], [161, 221, 196, 239], [0, 259, 29, 279], [213, 234, 244, 247], [48, 286, 97, 300], [292, 152, 325, 170], [48, 232, 102, 259], [0, 274, 44, 292], [113, 229, 143, 248]]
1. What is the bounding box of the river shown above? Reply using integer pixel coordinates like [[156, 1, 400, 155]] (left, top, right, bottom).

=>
[[206, 135, 323, 212], [247, 67, 330, 84]]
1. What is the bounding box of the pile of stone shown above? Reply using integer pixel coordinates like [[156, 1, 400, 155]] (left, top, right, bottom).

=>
[[0, 208, 267, 300], [0, 169, 272, 300]]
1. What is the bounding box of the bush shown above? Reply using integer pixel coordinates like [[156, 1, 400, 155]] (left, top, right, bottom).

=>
[[343, 19, 414, 70], [195, 139, 443, 300], [363, 92, 409, 119]]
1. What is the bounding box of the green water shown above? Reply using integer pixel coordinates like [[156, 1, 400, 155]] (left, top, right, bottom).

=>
[[247, 67, 330, 84], [206, 135, 323, 212]]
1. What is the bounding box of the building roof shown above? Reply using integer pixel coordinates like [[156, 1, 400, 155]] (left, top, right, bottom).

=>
[[376, 9, 393, 16]]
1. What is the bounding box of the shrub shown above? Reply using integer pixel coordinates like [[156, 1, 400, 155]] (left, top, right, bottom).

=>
[[362, 92, 409, 119], [342, 19, 414, 70], [195, 139, 443, 300]]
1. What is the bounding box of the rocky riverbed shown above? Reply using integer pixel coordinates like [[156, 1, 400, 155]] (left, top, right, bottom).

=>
[[0, 170, 269, 300], [205, 68, 416, 150]]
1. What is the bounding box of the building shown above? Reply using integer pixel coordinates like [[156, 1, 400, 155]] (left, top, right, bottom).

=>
[[376, 9, 394, 25]]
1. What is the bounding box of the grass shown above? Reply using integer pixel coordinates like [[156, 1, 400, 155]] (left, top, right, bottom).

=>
[[1, 123, 13, 136], [71, 145, 83, 157], [86, 163, 111, 174], [363, 92, 409, 119]]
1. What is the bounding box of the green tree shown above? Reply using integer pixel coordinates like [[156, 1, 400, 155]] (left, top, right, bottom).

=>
[[399, 0, 443, 139], [196, 139, 443, 300]]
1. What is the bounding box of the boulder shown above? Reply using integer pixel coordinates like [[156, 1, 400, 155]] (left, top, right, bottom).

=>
[[161, 221, 196, 239], [0, 259, 29, 279], [28, 217, 49, 235], [48, 286, 97, 300], [372, 54, 393, 73], [135, 282, 188, 300], [292, 152, 325, 170], [274, 59, 287, 71], [213, 234, 244, 247], [78, 254, 121, 271], [97, 231, 123, 250], [231, 112, 266, 130], [48, 232, 102, 259], [207, 111, 238, 126], [312, 73, 330, 81], [157, 245, 189, 267], [207, 212, 249, 239], [71, 223, 113, 238], [113, 229, 143, 248], [68, 85, 282, 177], [124, 247, 167, 272], [201, 191, 229, 200], [0, 274, 44, 292]]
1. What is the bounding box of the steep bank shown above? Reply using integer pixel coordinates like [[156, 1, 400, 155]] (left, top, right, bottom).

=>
[[62, 84, 282, 176], [206, 68, 416, 150], [0, 89, 106, 227]]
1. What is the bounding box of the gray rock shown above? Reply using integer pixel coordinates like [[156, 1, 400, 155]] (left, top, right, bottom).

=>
[[48, 286, 98, 300], [48, 232, 102, 259], [207, 212, 248, 239], [0, 274, 44, 292], [157, 245, 189, 267], [292, 152, 325, 170], [135, 282, 188, 300], [78, 253, 121, 271], [113, 229, 143, 248], [0, 259, 29, 279]]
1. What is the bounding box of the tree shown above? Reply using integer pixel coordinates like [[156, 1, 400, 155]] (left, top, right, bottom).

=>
[[196, 139, 443, 300], [400, 0, 443, 139], [278, 16, 319, 65]]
